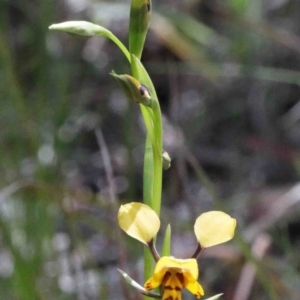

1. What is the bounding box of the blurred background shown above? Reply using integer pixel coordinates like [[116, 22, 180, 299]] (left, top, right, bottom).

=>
[[1, 0, 300, 299]]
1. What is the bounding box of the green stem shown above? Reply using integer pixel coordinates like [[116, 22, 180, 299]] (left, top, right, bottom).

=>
[[143, 134, 153, 206], [140, 105, 155, 142], [102, 30, 131, 63], [128, 29, 164, 300], [150, 99, 163, 216], [144, 246, 155, 300], [130, 55, 163, 217]]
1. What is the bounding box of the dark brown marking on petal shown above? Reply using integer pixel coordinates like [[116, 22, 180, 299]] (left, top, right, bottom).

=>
[[164, 286, 179, 291], [162, 271, 171, 284], [164, 285, 182, 291], [164, 285, 173, 290], [176, 272, 184, 286]]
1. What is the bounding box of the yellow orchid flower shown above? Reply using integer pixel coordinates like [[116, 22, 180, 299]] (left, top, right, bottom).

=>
[[144, 256, 204, 300], [118, 203, 236, 299], [118, 202, 160, 245]]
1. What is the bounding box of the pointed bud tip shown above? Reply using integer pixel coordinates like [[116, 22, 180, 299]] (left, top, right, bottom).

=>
[[162, 151, 171, 170]]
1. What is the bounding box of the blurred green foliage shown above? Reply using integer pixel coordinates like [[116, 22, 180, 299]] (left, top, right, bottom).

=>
[[1, 0, 300, 299]]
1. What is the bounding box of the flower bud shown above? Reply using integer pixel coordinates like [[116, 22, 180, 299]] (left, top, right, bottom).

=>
[[129, 0, 151, 59], [49, 21, 110, 37], [111, 72, 151, 106]]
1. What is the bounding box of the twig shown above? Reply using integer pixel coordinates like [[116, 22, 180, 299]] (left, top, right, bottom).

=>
[[233, 233, 271, 300], [95, 127, 135, 300], [244, 183, 300, 242]]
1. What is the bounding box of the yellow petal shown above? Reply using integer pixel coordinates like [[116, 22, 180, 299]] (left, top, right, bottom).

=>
[[144, 256, 199, 291], [118, 202, 160, 245], [144, 267, 167, 291], [144, 256, 171, 290], [194, 211, 236, 247], [144, 274, 163, 291], [154, 257, 198, 279], [184, 272, 205, 298]]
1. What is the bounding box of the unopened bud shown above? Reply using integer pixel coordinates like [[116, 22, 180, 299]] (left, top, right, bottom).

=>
[[129, 0, 151, 59], [111, 72, 151, 106], [162, 151, 171, 170], [49, 21, 110, 37]]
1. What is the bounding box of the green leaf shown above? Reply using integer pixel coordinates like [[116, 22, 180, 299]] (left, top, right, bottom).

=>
[[118, 269, 147, 292], [161, 224, 171, 256], [129, 0, 151, 59], [118, 269, 161, 298], [143, 135, 154, 206]]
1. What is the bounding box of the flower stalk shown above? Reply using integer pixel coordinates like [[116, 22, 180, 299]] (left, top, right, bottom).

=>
[[49, 1, 237, 299]]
